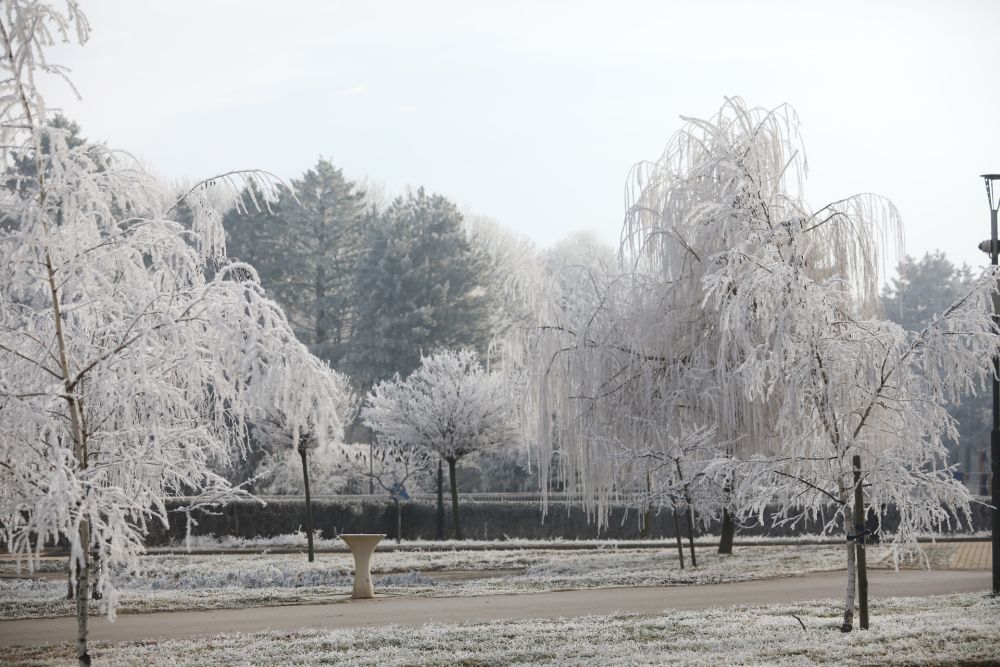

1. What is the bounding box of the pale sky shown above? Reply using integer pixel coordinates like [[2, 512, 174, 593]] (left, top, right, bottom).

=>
[[46, 0, 1000, 277]]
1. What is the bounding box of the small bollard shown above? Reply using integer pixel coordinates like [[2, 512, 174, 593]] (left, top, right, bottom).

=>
[[339, 533, 385, 599]]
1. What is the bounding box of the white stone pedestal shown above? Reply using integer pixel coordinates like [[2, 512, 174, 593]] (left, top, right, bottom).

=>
[[339, 533, 385, 599]]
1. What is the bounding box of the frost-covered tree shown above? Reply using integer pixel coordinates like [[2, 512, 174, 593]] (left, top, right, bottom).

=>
[[347, 188, 491, 387], [720, 246, 993, 631], [531, 99, 861, 545], [528, 272, 731, 555], [2, 114, 86, 229], [529, 98, 997, 631], [634, 426, 720, 566], [620, 99, 989, 630], [497, 228, 622, 498], [882, 251, 987, 490], [541, 232, 617, 316], [0, 3, 350, 663], [255, 440, 356, 495], [362, 349, 519, 539], [610, 99, 896, 555], [252, 376, 353, 561], [468, 216, 544, 357]]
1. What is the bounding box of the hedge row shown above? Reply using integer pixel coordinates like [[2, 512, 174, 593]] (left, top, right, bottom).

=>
[[143, 498, 992, 546]]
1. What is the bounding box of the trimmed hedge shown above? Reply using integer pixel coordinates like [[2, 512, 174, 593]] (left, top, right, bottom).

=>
[[143, 498, 992, 546]]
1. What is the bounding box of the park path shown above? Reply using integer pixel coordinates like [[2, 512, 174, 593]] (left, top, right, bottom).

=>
[[0, 569, 989, 649], [868, 541, 993, 570], [949, 541, 992, 569]]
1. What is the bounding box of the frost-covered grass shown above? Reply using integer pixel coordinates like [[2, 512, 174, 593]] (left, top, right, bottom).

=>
[[6, 593, 998, 666], [154, 530, 990, 552], [1, 545, 846, 620], [0, 555, 433, 620], [475, 545, 846, 591], [152, 532, 848, 550]]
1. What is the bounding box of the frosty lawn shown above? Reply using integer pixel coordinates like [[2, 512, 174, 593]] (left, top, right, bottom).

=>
[[5, 593, 997, 666], [0, 542, 962, 620]]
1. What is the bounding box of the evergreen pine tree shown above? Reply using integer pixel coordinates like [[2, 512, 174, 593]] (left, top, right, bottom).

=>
[[882, 251, 976, 332], [223, 159, 367, 365], [347, 187, 491, 387]]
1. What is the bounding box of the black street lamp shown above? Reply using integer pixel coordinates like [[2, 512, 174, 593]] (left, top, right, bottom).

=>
[[979, 174, 1000, 597]]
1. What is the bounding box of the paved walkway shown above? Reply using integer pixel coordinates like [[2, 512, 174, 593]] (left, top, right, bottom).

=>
[[867, 541, 993, 570], [0, 569, 989, 649], [949, 541, 992, 569]]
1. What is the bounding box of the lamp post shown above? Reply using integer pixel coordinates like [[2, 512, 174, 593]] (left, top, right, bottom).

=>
[[979, 174, 1000, 597]]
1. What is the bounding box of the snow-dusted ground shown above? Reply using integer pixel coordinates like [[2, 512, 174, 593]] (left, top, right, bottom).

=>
[[150, 530, 991, 552], [160, 532, 835, 550], [1, 544, 850, 619], [5, 594, 997, 666]]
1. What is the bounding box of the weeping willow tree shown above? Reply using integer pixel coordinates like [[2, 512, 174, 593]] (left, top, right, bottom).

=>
[[618, 98, 903, 554], [526, 98, 994, 630], [528, 98, 875, 537]]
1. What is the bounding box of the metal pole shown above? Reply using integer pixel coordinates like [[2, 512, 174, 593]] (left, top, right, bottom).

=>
[[978, 175, 999, 596], [991, 204, 1000, 598]]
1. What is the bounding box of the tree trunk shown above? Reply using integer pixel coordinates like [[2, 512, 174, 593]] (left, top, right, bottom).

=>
[[686, 502, 698, 568], [447, 457, 463, 540], [90, 549, 101, 601], [67, 548, 101, 602], [718, 474, 735, 555], [44, 249, 91, 665], [75, 520, 91, 666], [640, 470, 651, 539], [640, 506, 651, 539], [674, 460, 697, 567], [841, 494, 857, 632], [672, 506, 685, 569], [299, 447, 314, 562], [852, 453, 869, 630], [436, 460, 445, 541], [718, 508, 734, 555], [394, 497, 402, 544]]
